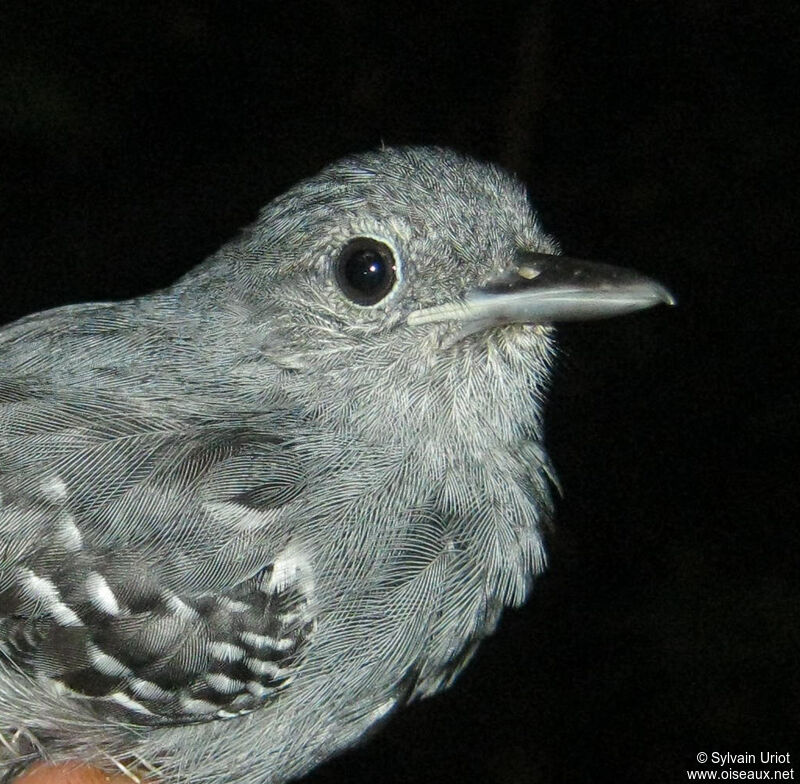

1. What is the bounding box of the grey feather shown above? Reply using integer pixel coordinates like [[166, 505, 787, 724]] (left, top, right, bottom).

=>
[[0, 147, 671, 784]]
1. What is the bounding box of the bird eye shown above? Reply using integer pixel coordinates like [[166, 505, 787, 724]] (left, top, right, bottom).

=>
[[334, 238, 398, 306]]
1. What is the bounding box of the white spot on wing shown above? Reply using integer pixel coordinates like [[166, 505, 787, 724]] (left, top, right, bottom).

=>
[[165, 594, 199, 620], [206, 673, 245, 694], [108, 692, 154, 715], [247, 681, 271, 699], [41, 476, 68, 502], [20, 569, 83, 627], [210, 641, 246, 662], [85, 572, 121, 615], [56, 515, 83, 551], [218, 598, 250, 613], [267, 547, 314, 595], [245, 657, 289, 680], [203, 500, 282, 532], [87, 643, 133, 678], [240, 631, 293, 653], [128, 678, 171, 701], [180, 696, 219, 715]]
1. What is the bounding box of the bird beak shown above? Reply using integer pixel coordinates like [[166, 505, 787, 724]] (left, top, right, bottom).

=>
[[407, 252, 675, 327]]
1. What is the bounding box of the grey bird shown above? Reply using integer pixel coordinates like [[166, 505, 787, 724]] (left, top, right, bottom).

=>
[[0, 147, 672, 784]]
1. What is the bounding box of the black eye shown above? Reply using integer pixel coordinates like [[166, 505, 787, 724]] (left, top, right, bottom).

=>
[[335, 238, 398, 306]]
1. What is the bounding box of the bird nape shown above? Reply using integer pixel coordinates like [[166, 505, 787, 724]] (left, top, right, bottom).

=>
[[0, 146, 672, 784]]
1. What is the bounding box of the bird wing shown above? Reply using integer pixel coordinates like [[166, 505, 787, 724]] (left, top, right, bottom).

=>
[[0, 312, 314, 726]]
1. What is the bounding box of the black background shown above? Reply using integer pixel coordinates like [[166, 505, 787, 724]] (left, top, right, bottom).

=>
[[1, 2, 798, 782]]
